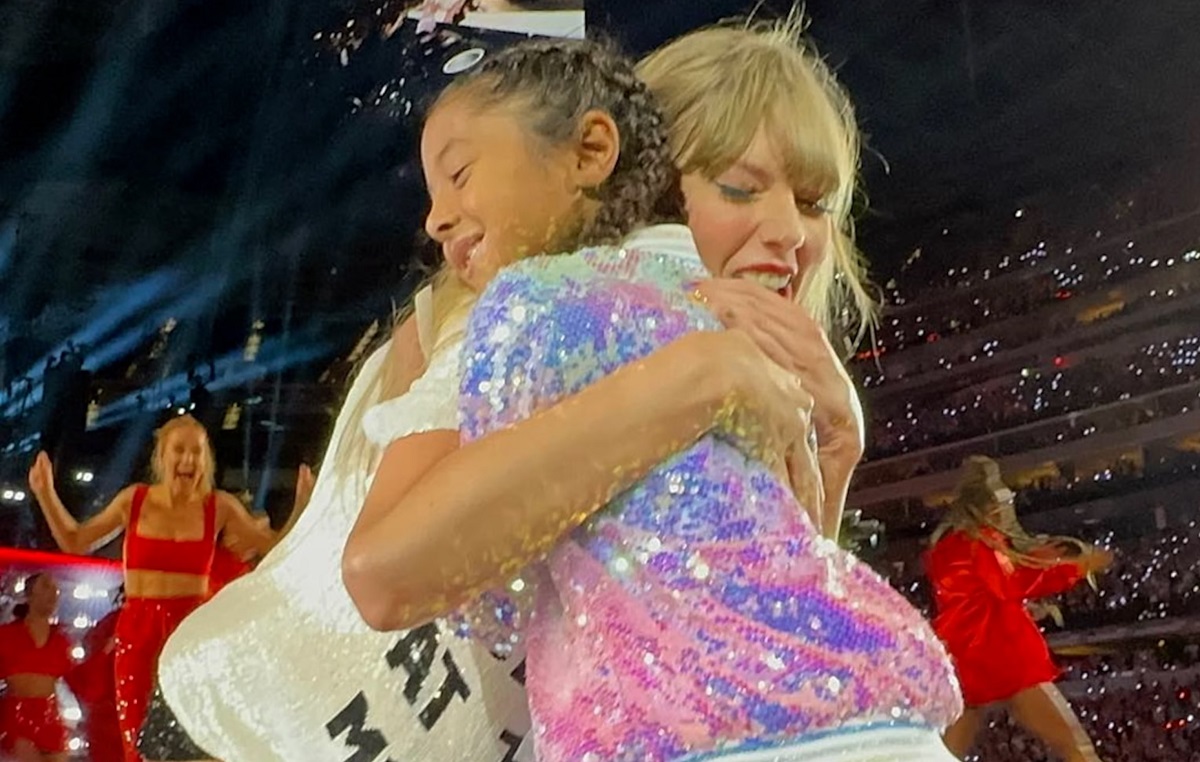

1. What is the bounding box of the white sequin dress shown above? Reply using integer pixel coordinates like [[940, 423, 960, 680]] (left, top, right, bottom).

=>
[[155, 291, 532, 761]]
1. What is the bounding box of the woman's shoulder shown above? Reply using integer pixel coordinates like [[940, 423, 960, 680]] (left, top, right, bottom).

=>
[[211, 489, 247, 517], [117, 483, 145, 500], [362, 334, 463, 446]]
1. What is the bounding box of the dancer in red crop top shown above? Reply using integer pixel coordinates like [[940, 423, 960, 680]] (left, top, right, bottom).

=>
[[926, 457, 1113, 762], [0, 573, 73, 762], [27, 414, 294, 762]]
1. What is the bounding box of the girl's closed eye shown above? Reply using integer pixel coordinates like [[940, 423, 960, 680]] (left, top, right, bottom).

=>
[[451, 165, 471, 188]]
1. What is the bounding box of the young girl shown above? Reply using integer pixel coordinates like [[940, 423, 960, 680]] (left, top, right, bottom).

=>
[[344, 21, 963, 762], [146, 36, 691, 762], [927, 456, 1112, 761], [148, 18, 935, 762]]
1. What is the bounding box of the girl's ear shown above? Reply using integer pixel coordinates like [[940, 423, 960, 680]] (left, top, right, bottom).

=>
[[572, 109, 620, 192]]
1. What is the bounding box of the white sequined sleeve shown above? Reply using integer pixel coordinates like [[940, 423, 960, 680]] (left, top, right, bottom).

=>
[[361, 337, 462, 445]]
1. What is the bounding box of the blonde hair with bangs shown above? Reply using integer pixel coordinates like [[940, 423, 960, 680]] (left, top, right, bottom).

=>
[[637, 13, 877, 347]]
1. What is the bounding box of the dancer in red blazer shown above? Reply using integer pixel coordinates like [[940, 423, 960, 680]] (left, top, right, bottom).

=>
[[927, 456, 1113, 761]]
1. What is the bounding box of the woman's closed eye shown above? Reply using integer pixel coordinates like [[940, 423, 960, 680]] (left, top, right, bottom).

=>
[[796, 195, 832, 216], [716, 182, 758, 203]]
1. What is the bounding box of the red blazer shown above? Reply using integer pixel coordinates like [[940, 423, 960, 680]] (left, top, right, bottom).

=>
[[926, 527, 1084, 706]]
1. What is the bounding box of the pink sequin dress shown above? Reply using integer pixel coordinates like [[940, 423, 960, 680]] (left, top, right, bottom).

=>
[[456, 226, 962, 761]]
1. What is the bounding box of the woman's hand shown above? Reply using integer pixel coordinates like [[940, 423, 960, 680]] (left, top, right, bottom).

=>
[[693, 280, 864, 459], [694, 280, 863, 537], [27, 454, 129, 555], [716, 330, 824, 521], [1078, 546, 1114, 575], [28, 451, 55, 499]]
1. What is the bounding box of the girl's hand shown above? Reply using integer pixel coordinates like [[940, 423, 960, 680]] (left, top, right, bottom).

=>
[[694, 280, 862, 536]]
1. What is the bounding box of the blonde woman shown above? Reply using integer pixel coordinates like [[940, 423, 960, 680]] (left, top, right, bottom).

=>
[[344, 20, 961, 762], [151, 15, 925, 762], [927, 456, 1113, 761], [27, 416, 284, 762]]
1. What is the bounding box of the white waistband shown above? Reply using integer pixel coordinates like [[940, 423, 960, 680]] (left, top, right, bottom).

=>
[[680, 725, 956, 762]]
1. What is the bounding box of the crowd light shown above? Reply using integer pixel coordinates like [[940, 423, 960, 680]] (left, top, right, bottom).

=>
[[865, 241, 1200, 371], [867, 331, 1200, 460], [222, 403, 242, 431], [73, 470, 94, 483]]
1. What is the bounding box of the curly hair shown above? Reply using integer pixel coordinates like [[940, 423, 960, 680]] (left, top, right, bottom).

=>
[[333, 41, 683, 480], [433, 38, 685, 249]]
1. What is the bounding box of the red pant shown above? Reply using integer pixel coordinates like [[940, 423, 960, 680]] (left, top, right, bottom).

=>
[[0, 695, 67, 754], [114, 597, 203, 762], [83, 704, 124, 762]]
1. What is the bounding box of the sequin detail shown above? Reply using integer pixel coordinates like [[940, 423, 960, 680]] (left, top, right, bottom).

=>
[[457, 241, 962, 761], [156, 341, 532, 761], [362, 316, 466, 445]]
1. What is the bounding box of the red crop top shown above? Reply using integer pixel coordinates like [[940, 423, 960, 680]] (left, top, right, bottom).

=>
[[122, 484, 217, 577], [0, 621, 74, 679]]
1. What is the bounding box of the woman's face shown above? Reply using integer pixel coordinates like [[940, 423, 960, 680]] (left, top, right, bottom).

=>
[[681, 127, 833, 302], [159, 424, 210, 492], [27, 574, 60, 618]]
